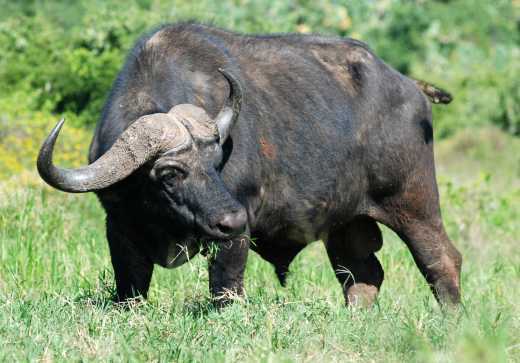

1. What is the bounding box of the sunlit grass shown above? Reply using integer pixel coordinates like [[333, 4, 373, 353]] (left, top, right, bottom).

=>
[[0, 129, 518, 362]]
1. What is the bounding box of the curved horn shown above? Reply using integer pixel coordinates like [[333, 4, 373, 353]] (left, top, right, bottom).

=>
[[37, 114, 187, 193], [215, 68, 244, 144]]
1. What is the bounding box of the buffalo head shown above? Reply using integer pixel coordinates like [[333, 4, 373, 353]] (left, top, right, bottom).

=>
[[37, 69, 247, 240]]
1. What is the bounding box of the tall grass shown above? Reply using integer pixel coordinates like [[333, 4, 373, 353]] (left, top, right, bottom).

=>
[[0, 129, 518, 362]]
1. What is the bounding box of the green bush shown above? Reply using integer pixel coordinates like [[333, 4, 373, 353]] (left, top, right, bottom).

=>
[[0, 0, 518, 136]]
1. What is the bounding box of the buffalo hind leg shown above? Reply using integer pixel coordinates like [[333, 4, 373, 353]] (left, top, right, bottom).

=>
[[106, 216, 154, 302], [208, 236, 250, 307], [396, 220, 461, 306], [325, 217, 384, 307], [375, 174, 462, 306]]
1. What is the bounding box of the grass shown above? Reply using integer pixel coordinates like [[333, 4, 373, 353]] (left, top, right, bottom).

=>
[[0, 127, 519, 362]]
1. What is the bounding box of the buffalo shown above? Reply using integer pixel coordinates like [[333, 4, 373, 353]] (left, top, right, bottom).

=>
[[37, 23, 461, 307]]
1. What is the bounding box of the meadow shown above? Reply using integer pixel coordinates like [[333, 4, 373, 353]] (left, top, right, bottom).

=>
[[1, 127, 518, 362], [1, 1, 519, 362]]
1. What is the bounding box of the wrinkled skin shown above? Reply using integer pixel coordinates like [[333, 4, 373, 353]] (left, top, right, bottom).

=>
[[40, 23, 461, 307], [148, 122, 244, 242]]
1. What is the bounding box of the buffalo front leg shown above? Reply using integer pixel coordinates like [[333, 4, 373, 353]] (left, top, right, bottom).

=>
[[106, 216, 154, 302], [207, 236, 250, 307], [325, 217, 384, 307]]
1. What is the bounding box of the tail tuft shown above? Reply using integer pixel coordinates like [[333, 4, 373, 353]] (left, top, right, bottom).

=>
[[413, 79, 453, 105]]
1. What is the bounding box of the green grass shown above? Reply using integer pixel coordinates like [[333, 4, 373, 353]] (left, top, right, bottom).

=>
[[0, 128, 519, 362]]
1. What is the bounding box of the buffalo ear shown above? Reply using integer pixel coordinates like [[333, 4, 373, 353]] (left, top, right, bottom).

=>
[[215, 107, 235, 144], [214, 68, 243, 145]]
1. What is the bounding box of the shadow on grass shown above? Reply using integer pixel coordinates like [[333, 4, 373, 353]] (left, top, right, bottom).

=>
[[182, 298, 221, 317], [72, 288, 156, 312], [70, 269, 121, 309]]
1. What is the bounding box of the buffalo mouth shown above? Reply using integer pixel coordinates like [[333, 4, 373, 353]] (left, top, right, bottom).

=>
[[195, 209, 248, 241]]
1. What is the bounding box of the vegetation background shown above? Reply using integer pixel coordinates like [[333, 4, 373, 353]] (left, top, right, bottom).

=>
[[0, 0, 518, 361]]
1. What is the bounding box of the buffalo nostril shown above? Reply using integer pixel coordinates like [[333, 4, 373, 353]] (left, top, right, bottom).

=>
[[216, 210, 247, 236]]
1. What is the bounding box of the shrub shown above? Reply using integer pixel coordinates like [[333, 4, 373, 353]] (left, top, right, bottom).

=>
[[0, 0, 518, 136]]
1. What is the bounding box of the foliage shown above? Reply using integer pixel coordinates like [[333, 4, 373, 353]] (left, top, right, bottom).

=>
[[0, 0, 518, 135], [0, 108, 91, 179]]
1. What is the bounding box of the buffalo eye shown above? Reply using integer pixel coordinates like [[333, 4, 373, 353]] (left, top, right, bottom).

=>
[[156, 166, 187, 183]]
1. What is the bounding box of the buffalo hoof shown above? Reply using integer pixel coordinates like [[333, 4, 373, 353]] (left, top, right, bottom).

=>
[[211, 288, 245, 309], [345, 283, 379, 308], [112, 295, 147, 309]]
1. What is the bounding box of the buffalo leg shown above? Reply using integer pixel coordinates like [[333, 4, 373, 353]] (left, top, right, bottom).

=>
[[208, 236, 250, 306], [375, 173, 462, 306], [251, 239, 305, 286], [325, 217, 384, 307], [396, 220, 461, 306], [106, 216, 154, 302]]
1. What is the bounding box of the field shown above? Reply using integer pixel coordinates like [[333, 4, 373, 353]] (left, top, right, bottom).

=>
[[0, 128, 518, 362], [1, 1, 519, 362]]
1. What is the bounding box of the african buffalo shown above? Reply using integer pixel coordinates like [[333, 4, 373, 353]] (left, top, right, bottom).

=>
[[37, 23, 461, 307]]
